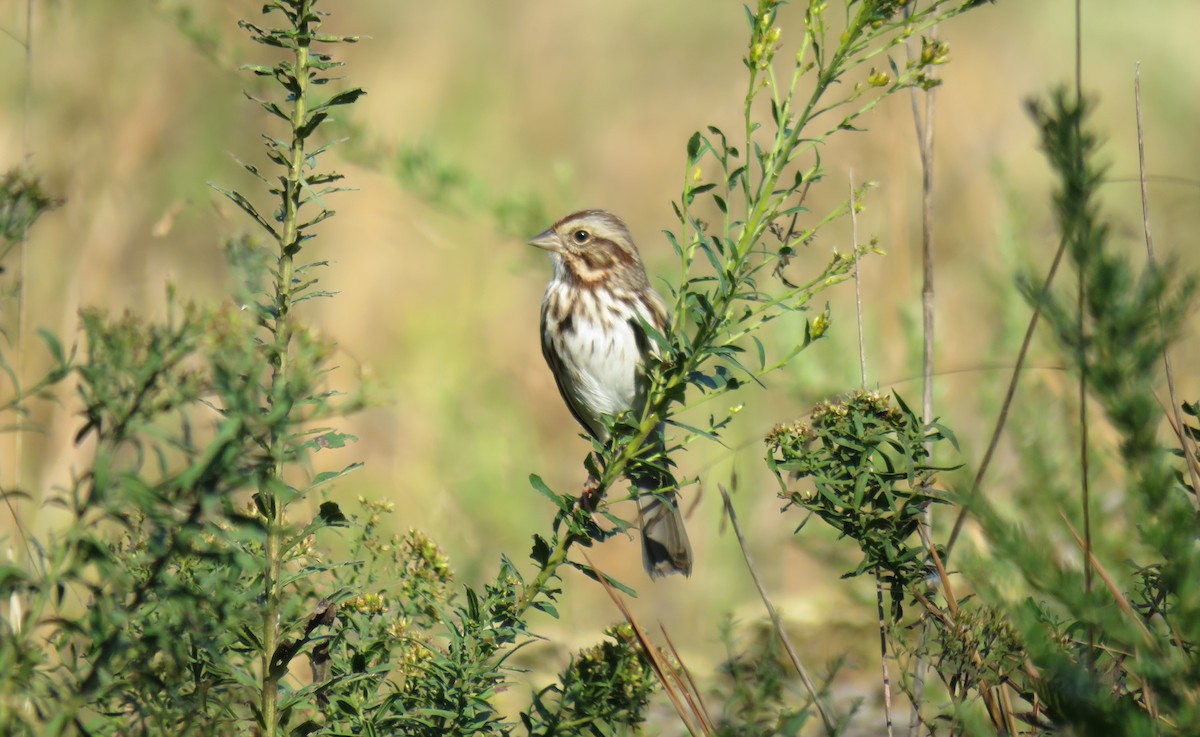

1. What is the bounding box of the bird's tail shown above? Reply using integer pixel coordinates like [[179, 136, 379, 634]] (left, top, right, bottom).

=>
[[635, 478, 693, 579]]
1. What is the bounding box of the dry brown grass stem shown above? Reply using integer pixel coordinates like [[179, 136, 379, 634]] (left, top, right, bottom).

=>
[[4, 0, 37, 571], [1057, 511, 1154, 647], [1077, 205, 1094, 656], [716, 484, 837, 735], [873, 574, 896, 737], [916, 526, 956, 615], [943, 233, 1071, 559], [850, 171, 867, 388], [584, 552, 711, 736], [1154, 391, 1200, 505], [917, 526, 1017, 735], [1134, 64, 1200, 505], [658, 625, 717, 735], [849, 171, 895, 737], [1060, 510, 1167, 724]]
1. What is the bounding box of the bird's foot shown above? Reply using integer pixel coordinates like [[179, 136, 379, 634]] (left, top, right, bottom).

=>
[[578, 475, 602, 512]]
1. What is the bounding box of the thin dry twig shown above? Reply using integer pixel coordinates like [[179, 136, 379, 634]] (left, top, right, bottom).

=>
[[917, 526, 957, 615], [874, 572, 896, 737], [850, 170, 894, 737], [1134, 63, 1200, 506], [1057, 511, 1155, 647], [1060, 507, 1169, 725], [584, 552, 709, 736], [851, 171, 867, 388], [944, 234, 1071, 559], [948, 0, 1092, 565], [1153, 391, 1200, 502], [3, 0, 39, 575], [917, 526, 1017, 735], [717, 484, 837, 735], [659, 625, 718, 735]]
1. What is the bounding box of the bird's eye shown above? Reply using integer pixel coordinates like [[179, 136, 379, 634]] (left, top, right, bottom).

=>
[[571, 229, 590, 245]]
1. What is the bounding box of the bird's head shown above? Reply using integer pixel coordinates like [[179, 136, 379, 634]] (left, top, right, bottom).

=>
[[528, 209, 649, 290]]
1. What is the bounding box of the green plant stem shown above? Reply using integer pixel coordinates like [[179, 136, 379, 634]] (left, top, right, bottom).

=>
[[516, 530, 573, 617], [261, 8, 313, 736], [516, 395, 669, 616], [904, 5, 940, 730]]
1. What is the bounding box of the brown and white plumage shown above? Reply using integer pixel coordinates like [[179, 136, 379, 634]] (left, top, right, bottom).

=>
[[530, 209, 693, 579]]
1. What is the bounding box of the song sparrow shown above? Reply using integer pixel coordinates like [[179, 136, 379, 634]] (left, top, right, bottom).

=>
[[530, 209, 693, 579]]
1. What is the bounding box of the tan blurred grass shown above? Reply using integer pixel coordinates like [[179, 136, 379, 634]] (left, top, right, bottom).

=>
[[2, 0, 1199, 723]]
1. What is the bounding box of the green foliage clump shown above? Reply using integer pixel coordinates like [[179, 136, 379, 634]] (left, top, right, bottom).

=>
[[524, 624, 657, 736], [768, 390, 953, 617], [0, 169, 61, 247]]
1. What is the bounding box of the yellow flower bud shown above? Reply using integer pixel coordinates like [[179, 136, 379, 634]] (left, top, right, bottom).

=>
[[810, 311, 830, 340]]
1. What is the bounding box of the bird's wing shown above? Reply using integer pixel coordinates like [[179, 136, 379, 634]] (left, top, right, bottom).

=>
[[632, 288, 671, 359], [540, 301, 603, 441]]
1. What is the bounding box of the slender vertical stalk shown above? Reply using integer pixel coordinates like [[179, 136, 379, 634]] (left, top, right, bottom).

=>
[[8, 0, 35, 552], [875, 575, 895, 737], [850, 173, 893, 737], [719, 486, 836, 735], [1071, 0, 1095, 669], [904, 7, 939, 731], [1134, 66, 1200, 505], [1078, 250, 1093, 627], [1074, 0, 1083, 105], [261, 8, 313, 735], [944, 235, 1070, 560], [851, 172, 867, 388], [22, 0, 33, 160]]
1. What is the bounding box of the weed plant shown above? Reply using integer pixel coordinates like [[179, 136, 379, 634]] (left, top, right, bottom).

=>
[[3, 1, 1197, 736]]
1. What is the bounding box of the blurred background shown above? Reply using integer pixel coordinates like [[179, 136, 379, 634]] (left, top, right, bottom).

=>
[[1, 0, 1198, 725]]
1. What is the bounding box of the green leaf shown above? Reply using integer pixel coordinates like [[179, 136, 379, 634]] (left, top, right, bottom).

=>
[[530, 533, 553, 565], [570, 560, 638, 598], [727, 164, 747, 189], [303, 430, 358, 451], [37, 329, 67, 368], [529, 474, 570, 510], [314, 87, 367, 111], [209, 183, 279, 239], [243, 90, 290, 122], [666, 418, 722, 444], [531, 599, 559, 618], [296, 111, 329, 141], [307, 463, 363, 491]]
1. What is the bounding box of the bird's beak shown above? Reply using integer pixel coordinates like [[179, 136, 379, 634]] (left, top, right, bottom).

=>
[[527, 228, 560, 252]]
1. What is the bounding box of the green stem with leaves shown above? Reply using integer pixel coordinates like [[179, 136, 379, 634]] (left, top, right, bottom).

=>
[[260, 5, 312, 736]]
